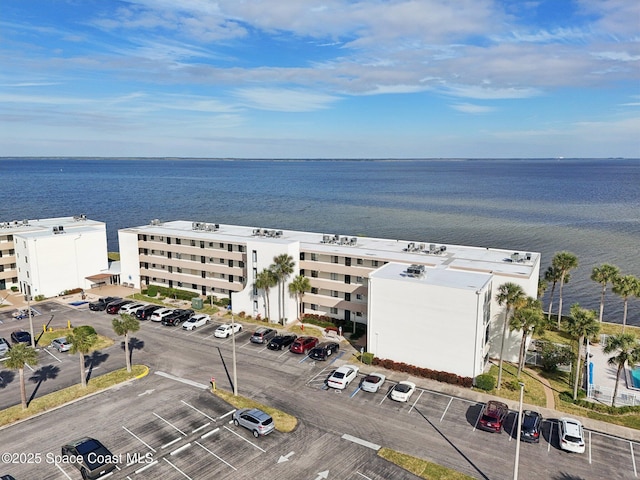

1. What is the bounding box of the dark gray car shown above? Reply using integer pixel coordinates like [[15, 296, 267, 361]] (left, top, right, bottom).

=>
[[61, 437, 117, 479]]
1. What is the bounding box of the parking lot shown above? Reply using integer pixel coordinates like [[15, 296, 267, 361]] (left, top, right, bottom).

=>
[[1, 299, 639, 479]]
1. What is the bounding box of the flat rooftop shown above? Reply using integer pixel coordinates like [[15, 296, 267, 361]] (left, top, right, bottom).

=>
[[124, 220, 540, 279], [369, 262, 492, 292], [0, 215, 104, 238]]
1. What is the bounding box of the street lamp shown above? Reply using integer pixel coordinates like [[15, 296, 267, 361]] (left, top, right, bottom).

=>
[[513, 382, 525, 480], [231, 314, 238, 396], [26, 288, 35, 349]]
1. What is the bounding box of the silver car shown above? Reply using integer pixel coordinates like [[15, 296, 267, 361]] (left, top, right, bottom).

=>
[[51, 337, 72, 353], [232, 408, 275, 438], [360, 372, 386, 393]]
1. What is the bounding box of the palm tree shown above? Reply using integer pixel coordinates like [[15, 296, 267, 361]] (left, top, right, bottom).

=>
[[67, 327, 98, 388], [4, 343, 38, 410], [112, 313, 140, 373], [590, 264, 620, 323], [612, 274, 639, 332], [603, 333, 640, 407], [566, 304, 600, 400], [537, 277, 548, 301], [255, 268, 278, 321], [509, 297, 545, 377], [552, 252, 579, 328], [543, 266, 566, 324], [495, 282, 526, 390], [271, 254, 295, 324], [288, 275, 311, 321]]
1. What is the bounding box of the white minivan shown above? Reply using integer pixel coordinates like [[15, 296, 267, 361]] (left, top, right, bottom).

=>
[[150, 307, 174, 322]]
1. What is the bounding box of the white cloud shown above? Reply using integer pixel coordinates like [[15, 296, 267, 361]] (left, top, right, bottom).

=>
[[233, 87, 340, 112], [450, 103, 496, 114]]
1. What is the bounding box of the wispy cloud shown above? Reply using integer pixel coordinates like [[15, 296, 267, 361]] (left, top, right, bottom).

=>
[[233, 87, 340, 112], [450, 103, 496, 114]]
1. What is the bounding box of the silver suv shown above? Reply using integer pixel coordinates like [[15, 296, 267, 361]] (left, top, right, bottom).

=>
[[232, 408, 275, 437]]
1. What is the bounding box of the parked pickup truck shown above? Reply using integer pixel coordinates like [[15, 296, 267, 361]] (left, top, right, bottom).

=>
[[89, 296, 121, 311]]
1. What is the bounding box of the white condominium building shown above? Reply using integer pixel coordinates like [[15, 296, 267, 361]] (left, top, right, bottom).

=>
[[119, 220, 540, 377], [0, 215, 112, 299]]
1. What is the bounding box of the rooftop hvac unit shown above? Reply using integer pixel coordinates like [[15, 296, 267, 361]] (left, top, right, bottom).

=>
[[253, 229, 260, 236], [429, 243, 437, 253], [214, 223, 219, 229], [53, 226, 59, 233], [23, 219, 28, 225], [150, 219, 161, 225], [406, 264, 426, 277], [525, 252, 532, 261], [340, 236, 348, 245], [350, 237, 357, 246], [275, 230, 283, 237], [192, 222, 201, 230], [58, 225, 64, 232], [206, 224, 216, 231], [322, 234, 331, 243], [511, 252, 521, 262], [440, 245, 447, 252]]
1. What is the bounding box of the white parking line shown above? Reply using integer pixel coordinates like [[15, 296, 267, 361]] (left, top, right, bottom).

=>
[[195, 440, 237, 471], [588, 430, 592, 464], [548, 422, 554, 453], [472, 405, 484, 432], [306, 366, 332, 385], [134, 460, 158, 474], [440, 397, 453, 422], [55, 462, 73, 479], [220, 409, 236, 419], [201, 427, 220, 439], [154, 371, 208, 389], [631, 442, 638, 477], [123, 425, 157, 452], [163, 457, 192, 479], [181, 399, 216, 421], [43, 348, 62, 362], [192, 422, 211, 434], [153, 412, 187, 436], [162, 438, 182, 449], [223, 425, 266, 452], [170, 443, 192, 456], [342, 433, 380, 450], [408, 389, 423, 414]]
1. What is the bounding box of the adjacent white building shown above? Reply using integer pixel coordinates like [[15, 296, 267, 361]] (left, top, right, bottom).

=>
[[0, 215, 113, 298], [118, 220, 541, 375]]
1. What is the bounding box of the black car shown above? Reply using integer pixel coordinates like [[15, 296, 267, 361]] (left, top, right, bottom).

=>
[[136, 304, 162, 320], [61, 437, 117, 479], [267, 333, 298, 351], [250, 327, 277, 344], [162, 309, 194, 326], [308, 341, 340, 361], [106, 299, 132, 314], [10, 331, 31, 345], [520, 410, 543, 443], [89, 296, 121, 311]]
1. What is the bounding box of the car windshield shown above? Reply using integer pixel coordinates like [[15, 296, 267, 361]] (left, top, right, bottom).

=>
[[333, 372, 345, 379], [394, 384, 410, 392], [523, 415, 537, 429], [565, 434, 582, 443], [364, 375, 381, 384], [76, 439, 101, 455]]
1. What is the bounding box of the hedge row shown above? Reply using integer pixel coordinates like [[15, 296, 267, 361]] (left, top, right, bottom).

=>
[[372, 357, 473, 388], [559, 391, 640, 415]]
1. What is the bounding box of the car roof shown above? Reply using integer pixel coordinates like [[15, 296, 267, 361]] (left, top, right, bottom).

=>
[[243, 408, 271, 421], [560, 417, 582, 433]]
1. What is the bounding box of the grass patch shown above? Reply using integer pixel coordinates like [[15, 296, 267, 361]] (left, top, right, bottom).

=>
[[472, 362, 547, 407], [36, 328, 114, 351], [537, 367, 640, 430], [599, 322, 640, 337], [213, 388, 297, 433], [378, 447, 475, 480], [286, 324, 324, 338], [0, 365, 147, 427]]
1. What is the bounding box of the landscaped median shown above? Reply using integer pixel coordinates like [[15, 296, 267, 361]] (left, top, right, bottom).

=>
[[0, 364, 148, 428], [211, 388, 298, 433]]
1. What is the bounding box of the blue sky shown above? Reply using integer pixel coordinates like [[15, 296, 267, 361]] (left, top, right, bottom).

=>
[[1, 0, 638, 158]]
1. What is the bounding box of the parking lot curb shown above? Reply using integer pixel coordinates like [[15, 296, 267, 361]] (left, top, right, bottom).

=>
[[135, 365, 150, 379]]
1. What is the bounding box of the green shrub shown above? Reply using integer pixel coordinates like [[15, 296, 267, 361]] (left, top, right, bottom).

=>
[[146, 285, 158, 297], [475, 374, 495, 391], [73, 325, 97, 336], [10, 286, 18, 292], [361, 352, 375, 365], [35, 295, 46, 302]]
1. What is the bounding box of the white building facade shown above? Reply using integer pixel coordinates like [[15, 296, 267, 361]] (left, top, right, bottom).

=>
[[1, 215, 111, 298], [118, 220, 540, 375]]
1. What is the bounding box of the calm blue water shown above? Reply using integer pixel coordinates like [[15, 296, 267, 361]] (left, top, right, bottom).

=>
[[1, 158, 639, 325]]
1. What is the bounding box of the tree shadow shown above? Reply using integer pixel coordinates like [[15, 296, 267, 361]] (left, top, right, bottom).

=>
[[415, 406, 490, 480], [85, 351, 109, 383], [120, 337, 145, 366], [0, 370, 16, 389], [28, 364, 60, 406], [552, 473, 587, 480]]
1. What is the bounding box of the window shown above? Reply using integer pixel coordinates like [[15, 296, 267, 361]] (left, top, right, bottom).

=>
[[330, 307, 338, 314], [228, 259, 234, 268], [356, 276, 363, 284], [227, 244, 233, 252], [356, 293, 362, 300], [344, 275, 351, 284], [190, 239, 196, 247], [330, 273, 338, 281], [311, 287, 318, 294], [252, 250, 257, 262], [332, 256, 339, 264], [219, 242, 224, 248], [311, 270, 318, 278], [372, 260, 379, 267], [201, 256, 206, 264], [356, 312, 363, 317], [357, 258, 363, 265], [201, 271, 206, 278], [311, 253, 318, 261], [300, 252, 305, 260], [219, 258, 225, 264], [345, 257, 351, 266], [331, 290, 338, 297], [200, 241, 205, 249], [175, 238, 181, 245], [229, 275, 234, 282], [311, 304, 318, 311], [345, 293, 351, 301]]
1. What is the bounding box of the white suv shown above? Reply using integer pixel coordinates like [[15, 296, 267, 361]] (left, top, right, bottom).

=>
[[150, 307, 174, 322], [558, 417, 585, 453]]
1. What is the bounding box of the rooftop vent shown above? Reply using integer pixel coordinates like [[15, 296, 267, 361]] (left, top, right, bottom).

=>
[[150, 219, 162, 226], [73, 214, 87, 221], [405, 264, 426, 278]]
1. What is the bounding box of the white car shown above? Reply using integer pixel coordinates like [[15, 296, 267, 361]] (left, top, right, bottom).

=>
[[150, 307, 174, 322], [390, 381, 416, 402], [119, 302, 146, 314], [327, 365, 359, 390], [182, 313, 210, 330], [360, 372, 386, 393], [558, 417, 585, 453], [214, 323, 243, 338]]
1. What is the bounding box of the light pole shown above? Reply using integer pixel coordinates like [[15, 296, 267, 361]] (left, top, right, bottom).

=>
[[513, 382, 525, 480], [26, 287, 35, 349], [231, 314, 238, 396]]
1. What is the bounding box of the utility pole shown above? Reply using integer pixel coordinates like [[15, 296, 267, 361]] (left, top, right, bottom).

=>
[[26, 287, 35, 349], [231, 315, 238, 396]]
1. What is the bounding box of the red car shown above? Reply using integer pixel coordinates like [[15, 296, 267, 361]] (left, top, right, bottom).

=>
[[478, 400, 509, 433], [289, 336, 319, 354]]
